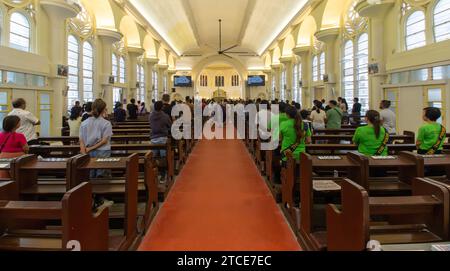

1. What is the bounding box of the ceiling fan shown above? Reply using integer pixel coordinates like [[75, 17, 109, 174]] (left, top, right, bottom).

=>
[[216, 19, 254, 58]]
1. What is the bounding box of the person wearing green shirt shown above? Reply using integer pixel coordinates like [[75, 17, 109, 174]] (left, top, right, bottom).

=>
[[353, 110, 389, 156], [326, 100, 343, 129], [269, 102, 289, 142], [280, 106, 312, 161], [416, 107, 446, 154]]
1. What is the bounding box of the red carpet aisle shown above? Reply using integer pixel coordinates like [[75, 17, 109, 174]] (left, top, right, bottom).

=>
[[138, 139, 301, 251]]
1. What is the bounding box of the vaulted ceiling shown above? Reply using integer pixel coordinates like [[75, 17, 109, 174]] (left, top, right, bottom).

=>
[[128, 0, 309, 69]]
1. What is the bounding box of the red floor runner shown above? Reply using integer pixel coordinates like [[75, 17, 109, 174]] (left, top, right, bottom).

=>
[[138, 139, 301, 251]]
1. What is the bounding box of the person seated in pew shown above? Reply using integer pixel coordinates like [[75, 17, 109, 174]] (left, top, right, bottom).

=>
[[114, 102, 127, 122], [149, 101, 172, 184], [79, 99, 113, 179], [416, 107, 446, 155], [280, 106, 312, 163], [352, 110, 389, 157], [0, 116, 29, 178], [326, 100, 343, 129]]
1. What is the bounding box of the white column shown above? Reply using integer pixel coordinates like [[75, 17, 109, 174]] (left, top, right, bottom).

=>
[[315, 28, 340, 102], [293, 46, 312, 107], [127, 47, 145, 102], [41, 0, 80, 136], [280, 56, 294, 102], [270, 64, 281, 100], [97, 29, 123, 110], [356, 0, 394, 110], [157, 64, 169, 97], [144, 57, 159, 105], [167, 70, 177, 91], [263, 69, 272, 100]]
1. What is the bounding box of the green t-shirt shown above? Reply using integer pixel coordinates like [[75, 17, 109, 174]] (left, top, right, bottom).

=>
[[270, 113, 289, 141], [417, 122, 445, 151], [352, 125, 388, 156], [280, 119, 312, 160], [326, 108, 343, 129]]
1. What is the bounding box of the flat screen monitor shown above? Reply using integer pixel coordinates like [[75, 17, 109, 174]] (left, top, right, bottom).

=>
[[174, 76, 192, 87], [247, 75, 265, 86]]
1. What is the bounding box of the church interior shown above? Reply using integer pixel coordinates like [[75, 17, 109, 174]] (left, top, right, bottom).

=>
[[0, 0, 450, 252]]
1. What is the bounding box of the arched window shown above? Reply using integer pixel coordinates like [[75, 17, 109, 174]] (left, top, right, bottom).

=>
[[319, 53, 325, 80], [357, 33, 369, 112], [137, 64, 145, 102], [312, 56, 318, 82], [67, 35, 79, 111], [83, 42, 94, 102], [342, 40, 354, 109], [9, 12, 30, 52], [433, 0, 450, 42], [119, 57, 126, 83], [405, 10, 426, 50], [112, 54, 118, 82], [341, 33, 369, 113]]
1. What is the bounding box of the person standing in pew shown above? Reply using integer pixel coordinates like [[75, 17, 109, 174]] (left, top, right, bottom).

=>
[[7, 98, 40, 145], [114, 102, 126, 122], [416, 107, 446, 155], [68, 105, 82, 136], [0, 116, 29, 178], [326, 100, 343, 129], [81, 102, 93, 122], [352, 110, 389, 157], [149, 101, 172, 184], [127, 99, 138, 120], [280, 106, 312, 162], [379, 100, 397, 135], [79, 99, 113, 178]]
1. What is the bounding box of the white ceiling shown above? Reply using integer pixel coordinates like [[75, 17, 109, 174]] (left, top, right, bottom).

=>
[[129, 0, 309, 69]]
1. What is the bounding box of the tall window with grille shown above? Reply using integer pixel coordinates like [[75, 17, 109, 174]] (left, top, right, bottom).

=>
[[312, 56, 319, 82], [67, 35, 79, 111], [231, 75, 239, 87], [136, 64, 145, 102], [152, 70, 158, 100], [215, 76, 224, 87], [200, 75, 208, 87], [119, 57, 126, 84], [405, 10, 426, 50], [112, 54, 118, 83], [342, 33, 369, 112], [82, 42, 94, 102], [280, 69, 286, 101], [10, 12, 30, 52], [434, 0, 450, 42], [293, 63, 302, 103]]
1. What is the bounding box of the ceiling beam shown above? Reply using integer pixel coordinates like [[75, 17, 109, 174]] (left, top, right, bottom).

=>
[[181, 0, 202, 48], [237, 0, 257, 53]]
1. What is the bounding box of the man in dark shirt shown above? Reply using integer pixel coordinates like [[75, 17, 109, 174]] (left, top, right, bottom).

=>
[[114, 102, 127, 122], [149, 101, 172, 183], [352, 97, 362, 124], [161, 94, 173, 119], [127, 99, 138, 120]]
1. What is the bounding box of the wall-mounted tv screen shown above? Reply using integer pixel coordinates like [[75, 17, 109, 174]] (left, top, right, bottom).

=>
[[247, 75, 265, 86], [174, 76, 192, 87]]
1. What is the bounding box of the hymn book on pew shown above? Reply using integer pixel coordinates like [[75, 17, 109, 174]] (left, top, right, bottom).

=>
[[312, 180, 341, 192], [371, 156, 396, 160], [421, 154, 446, 158], [317, 156, 342, 160], [96, 158, 121, 162]]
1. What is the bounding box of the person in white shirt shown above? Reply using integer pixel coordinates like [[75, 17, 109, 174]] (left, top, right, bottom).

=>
[[379, 100, 397, 134], [310, 102, 327, 130], [7, 98, 40, 144], [255, 100, 274, 140]]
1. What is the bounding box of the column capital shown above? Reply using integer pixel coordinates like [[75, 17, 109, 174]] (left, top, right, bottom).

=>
[[270, 64, 282, 70], [128, 47, 145, 58], [41, 0, 80, 21], [279, 56, 294, 64], [355, 0, 395, 18], [293, 46, 311, 58], [315, 28, 340, 44], [157, 64, 169, 71], [144, 57, 160, 66], [97, 29, 123, 44]]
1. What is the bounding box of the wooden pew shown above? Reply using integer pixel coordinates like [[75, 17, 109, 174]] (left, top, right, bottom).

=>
[[0, 182, 109, 251], [29, 143, 175, 183], [70, 154, 140, 250], [327, 178, 449, 251], [311, 131, 415, 144]]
